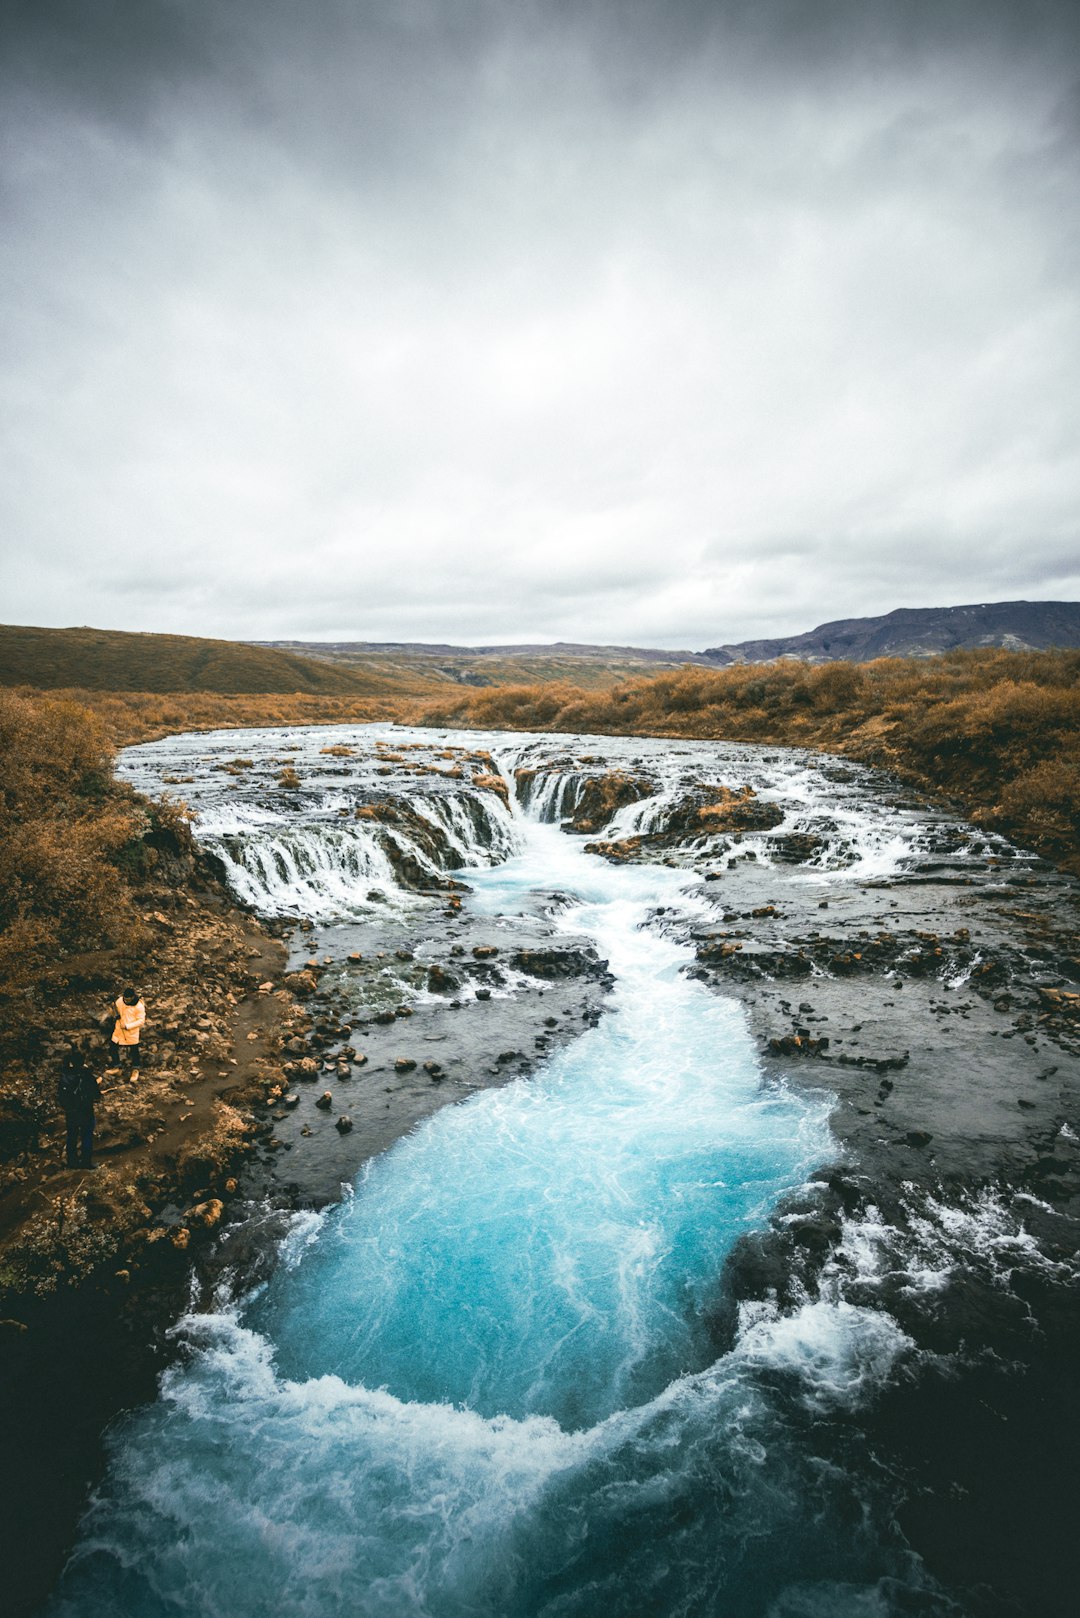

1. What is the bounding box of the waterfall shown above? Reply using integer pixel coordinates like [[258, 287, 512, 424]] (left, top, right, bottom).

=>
[[195, 787, 521, 917]]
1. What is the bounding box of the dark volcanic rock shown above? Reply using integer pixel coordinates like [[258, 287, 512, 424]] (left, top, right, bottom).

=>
[[511, 946, 609, 981]]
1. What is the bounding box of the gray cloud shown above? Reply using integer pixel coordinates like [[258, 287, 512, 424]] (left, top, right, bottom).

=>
[[2, 1, 1078, 648]]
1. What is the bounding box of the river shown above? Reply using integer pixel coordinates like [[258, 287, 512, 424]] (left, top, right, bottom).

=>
[[45, 723, 1079, 1617]]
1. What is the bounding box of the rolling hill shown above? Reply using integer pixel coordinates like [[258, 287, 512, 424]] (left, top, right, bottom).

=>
[[0, 625, 443, 697]]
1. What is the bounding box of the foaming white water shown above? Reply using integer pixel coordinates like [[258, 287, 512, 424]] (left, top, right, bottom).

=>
[[194, 788, 518, 918], [826, 1187, 1080, 1303], [119, 721, 1001, 921], [203, 812, 406, 917], [51, 1281, 920, 1618]]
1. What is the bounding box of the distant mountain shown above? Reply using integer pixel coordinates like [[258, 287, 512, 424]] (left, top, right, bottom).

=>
[[0, 624, 430, 696], [265, 602, 1080, 673], [702, 600, 1080, 664], [259, 639, 708, 664]]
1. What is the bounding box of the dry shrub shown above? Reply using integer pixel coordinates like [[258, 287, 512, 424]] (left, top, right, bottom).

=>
[[0, 692, 141, 990], [995, 760, 1080, 839]]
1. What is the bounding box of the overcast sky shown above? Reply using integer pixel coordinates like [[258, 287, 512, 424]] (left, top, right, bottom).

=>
[[2, 1, 1078, 648]]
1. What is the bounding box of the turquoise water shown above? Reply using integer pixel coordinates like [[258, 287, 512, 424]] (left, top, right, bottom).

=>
[[48, 817, 923, 1618]]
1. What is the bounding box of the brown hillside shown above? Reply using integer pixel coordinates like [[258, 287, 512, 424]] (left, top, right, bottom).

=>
[[0, 624, 442, 699]]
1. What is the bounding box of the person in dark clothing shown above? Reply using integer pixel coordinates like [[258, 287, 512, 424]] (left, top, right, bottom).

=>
[[58, 1045, 102, 1169]]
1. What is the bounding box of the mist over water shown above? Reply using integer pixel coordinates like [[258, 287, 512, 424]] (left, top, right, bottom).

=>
[[50, 729, 966, 1617]]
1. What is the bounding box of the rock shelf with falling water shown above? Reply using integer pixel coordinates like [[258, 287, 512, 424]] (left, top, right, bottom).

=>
[[47, 722, 1080, 1618]]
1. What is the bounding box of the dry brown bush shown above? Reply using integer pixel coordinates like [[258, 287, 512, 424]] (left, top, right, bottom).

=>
[[0, 692, 142, 991]]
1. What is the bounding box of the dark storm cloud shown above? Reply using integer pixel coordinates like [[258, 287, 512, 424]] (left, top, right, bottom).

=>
[[2, 1, 1078, 645]]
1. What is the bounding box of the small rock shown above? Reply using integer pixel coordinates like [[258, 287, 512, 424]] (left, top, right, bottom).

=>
[[315, 1091, 333, 1110], [473, 945, 499, 959], [395, 1057, 417, 1072], [475, 988, 492, 1001], [335, 1115, 353, 1133]]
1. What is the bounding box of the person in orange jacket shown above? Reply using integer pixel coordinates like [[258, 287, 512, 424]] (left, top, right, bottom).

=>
[[108, 990, 146, 1081]]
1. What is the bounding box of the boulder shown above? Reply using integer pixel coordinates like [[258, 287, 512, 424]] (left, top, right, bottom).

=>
[[284, 970, 318, 997], [567, 772, 654, 834], [511, 946, 606, 980]]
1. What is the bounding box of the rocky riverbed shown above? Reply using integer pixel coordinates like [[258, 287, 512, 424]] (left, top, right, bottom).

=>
[[39, 721, 1079, 1618]]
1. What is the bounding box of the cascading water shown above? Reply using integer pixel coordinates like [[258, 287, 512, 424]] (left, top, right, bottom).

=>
[[46, 750, 944, 1618], [192, 787, 520, 918]]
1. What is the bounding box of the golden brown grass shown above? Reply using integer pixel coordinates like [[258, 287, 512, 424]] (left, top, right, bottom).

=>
[[18, 687, 427, 748], [0, 692, 146, 1000]]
